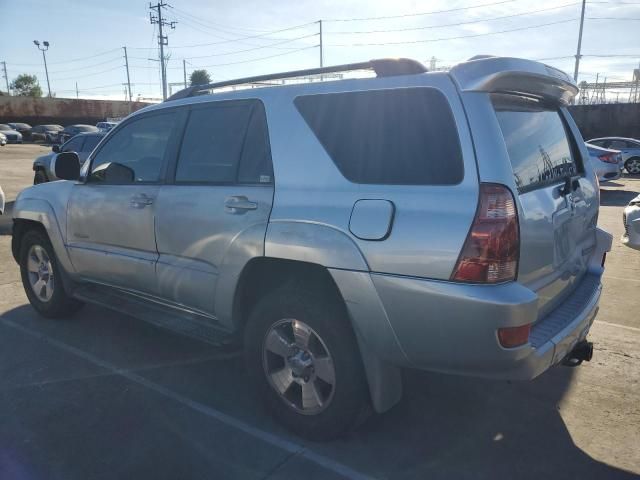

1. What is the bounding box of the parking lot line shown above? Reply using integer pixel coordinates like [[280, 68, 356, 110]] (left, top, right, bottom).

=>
[[596, 320, 640, 333], [0, 316, 375, 480]]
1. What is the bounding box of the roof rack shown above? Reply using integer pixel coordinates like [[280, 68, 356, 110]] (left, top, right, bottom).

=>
[[165, 58, 427, 102]]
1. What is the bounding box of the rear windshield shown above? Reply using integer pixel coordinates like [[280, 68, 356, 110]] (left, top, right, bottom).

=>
[[294, 88, 464, 185], [492, 94, 578, 194]]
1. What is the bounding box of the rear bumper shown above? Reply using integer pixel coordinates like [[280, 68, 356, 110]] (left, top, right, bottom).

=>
[[595, 162, 622, 182], [332, 228, 612, 381]]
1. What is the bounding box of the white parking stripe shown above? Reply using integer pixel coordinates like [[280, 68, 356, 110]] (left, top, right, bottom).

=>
[[1, 317, 375, 480], [596, 320, 640, 333]]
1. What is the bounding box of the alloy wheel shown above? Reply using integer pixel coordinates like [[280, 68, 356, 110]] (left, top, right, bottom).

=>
[[262, 318, 336, 415], [26, 244, 54, 302]]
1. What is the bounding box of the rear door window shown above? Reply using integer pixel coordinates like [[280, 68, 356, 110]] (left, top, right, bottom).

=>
[[492, 94, 578, 193], [294, 88, 463, 185], [174, 100, 272, 184]]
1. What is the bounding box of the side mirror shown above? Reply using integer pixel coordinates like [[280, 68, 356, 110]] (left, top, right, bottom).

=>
[[52, 152, 80, 181], [52, 144, 60, 153]]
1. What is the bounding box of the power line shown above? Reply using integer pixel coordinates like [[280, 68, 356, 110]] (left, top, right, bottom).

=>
[[184, 33, 318, 59], [7, 48, 121, 67], [325, 0, 520, 22], [50, 64, 123, 81], [328, 2, 581, 34], [328, 18, 578, 47], [192, 45, 318, 69], [160, 21, 318, 49]]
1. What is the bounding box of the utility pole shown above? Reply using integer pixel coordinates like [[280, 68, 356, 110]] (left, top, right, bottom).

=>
[[573, 0, 586, 82], [319, 20, 323, 68], [75, 82, 79, 99], [123, 46, 132, 102], [183, 59, 187, 88], [1, 61, 9, 95], [33, 40, 52, 97], [149, 2, 176, 101]]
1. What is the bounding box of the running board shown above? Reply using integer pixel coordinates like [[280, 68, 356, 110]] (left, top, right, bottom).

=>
[[73, 284, 235, 347]]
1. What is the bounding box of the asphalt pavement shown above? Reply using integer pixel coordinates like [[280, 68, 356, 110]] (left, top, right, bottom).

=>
[[1, 144, 639, 479]]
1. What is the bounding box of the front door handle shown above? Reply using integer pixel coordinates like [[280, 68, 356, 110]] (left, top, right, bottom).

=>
[[130, 193, 154, 208], [225, 196, 257, 214]]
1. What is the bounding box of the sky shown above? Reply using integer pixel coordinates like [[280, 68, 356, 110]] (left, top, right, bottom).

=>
[[0, 0, 638, 101]]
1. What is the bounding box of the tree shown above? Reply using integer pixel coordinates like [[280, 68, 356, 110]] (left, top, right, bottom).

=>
[[10, 74, 43, 97], [190, 69, 211, 86]]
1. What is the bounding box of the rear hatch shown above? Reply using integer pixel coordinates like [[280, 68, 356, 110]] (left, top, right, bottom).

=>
[[491, 93, 598, 318]]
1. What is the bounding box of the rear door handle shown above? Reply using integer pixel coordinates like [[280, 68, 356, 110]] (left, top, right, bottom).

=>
[[225, 196, 257, 214], [130, 193, 154, 208]]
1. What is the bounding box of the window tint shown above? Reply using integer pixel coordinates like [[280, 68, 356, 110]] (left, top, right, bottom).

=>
[[175, 100, 272, 184], [90, 112, 178, 184], [589, 139, 606, 147], [82, 135, 101, 152], [63, 136, 84, 152], [608, 139, 629, 150], [294, 88, 463, 185], [492, 94, 577, 193]]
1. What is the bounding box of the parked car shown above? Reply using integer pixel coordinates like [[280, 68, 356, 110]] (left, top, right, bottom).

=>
[[622, 194, 640, 250], [0, 124, 23, 143], [7, 122, 32, 141], [33, 132, 105, 184], [55, 124, 99, 144], [30, 124, 64, 143], [96, 121, 118, 132], [587, 137, 640, 175], [11, 56, 612, 440], [0, 185, 4, 215], [585, 143, 623, 182], [0, 132, 6, 146]]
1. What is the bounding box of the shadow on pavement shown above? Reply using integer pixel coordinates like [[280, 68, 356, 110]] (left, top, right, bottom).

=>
[[0, 303, 636, 479], [600, 189, 638, 207]]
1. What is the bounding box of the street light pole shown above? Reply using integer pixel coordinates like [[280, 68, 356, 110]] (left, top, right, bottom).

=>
[[33, 40, 52, 97]]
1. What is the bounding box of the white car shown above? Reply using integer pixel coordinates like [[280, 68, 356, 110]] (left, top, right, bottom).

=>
[[0, 185, 5, 215], [623, 194, 640, 250]]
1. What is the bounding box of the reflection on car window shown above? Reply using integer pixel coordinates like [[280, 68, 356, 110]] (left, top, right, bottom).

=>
[[609, 140, 629, 150], [89, 113, 178, 184], [82, 135, 102, 152], [492, 94, 578, 193], [63, 136, 84, 153]]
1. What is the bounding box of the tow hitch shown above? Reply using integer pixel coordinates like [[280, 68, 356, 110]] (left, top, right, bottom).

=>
[[562, 340, 594, 367]]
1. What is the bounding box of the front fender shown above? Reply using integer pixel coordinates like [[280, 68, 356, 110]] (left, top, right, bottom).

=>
[[12, 184, 75, 274]]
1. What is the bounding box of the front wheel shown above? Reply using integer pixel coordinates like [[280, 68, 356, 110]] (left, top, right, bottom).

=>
[[19, 229, 83, 318], [33, 170, 48, 185], [625, 157, 640, 175], [244, 286, 369, 440]]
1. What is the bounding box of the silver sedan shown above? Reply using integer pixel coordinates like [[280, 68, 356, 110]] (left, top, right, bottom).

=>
[[587, 137, 640, 175]]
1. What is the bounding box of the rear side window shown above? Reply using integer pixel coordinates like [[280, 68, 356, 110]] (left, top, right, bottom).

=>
[[492, 94, 578, 193], [294, 88, 463, 185], [175, 100, 272, 184]]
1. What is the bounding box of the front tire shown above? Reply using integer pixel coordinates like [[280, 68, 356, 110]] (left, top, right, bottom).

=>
[[625, 157, 640, 175], [19, 229, 83, 318], [244, 286, 369, 440], [33, 170, 48, 185]]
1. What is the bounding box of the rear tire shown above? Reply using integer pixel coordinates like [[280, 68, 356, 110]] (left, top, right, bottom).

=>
[[244, 286, 369, 440], [625, 157, 640, 175], [33, 170, 48, 185], [19, 229, 83, 318]]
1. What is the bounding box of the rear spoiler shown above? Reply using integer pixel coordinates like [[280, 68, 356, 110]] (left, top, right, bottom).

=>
[[449, 56, 578, 106]]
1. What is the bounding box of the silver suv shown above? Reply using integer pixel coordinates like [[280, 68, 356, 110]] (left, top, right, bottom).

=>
[[11, 57, 612, 440]]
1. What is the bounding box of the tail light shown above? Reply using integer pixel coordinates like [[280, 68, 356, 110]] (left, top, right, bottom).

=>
[[451, 183, 519, 283], [598, 153, 618, 164]]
